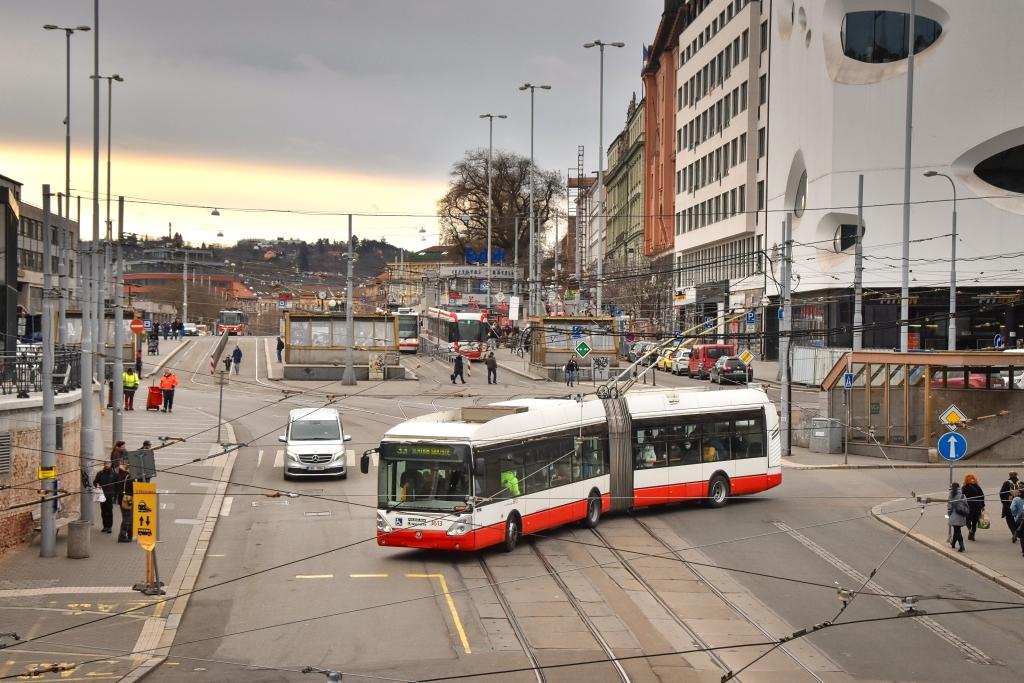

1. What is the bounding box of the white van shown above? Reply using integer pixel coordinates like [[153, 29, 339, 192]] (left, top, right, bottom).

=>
[[278, 408, 352, 480]]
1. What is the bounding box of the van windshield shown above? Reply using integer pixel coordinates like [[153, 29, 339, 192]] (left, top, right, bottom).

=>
[[290, 419, 341, 441]]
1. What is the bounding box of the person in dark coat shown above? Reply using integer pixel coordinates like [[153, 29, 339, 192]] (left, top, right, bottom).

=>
[[947, 482, 969, 552], [114, 462, 135, 543], [276, 336, 285, 362], [452, 354, 465, 384], [961, 473, 985, 541], [485, 352, 498, 385], [999, 471, 1021, 540], [565, 356, 579, 387], [92, 462, 119, 534]]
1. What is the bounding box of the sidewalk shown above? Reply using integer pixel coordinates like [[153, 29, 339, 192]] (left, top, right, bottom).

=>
[[782, 445, 1021, 470], [0, 386, 236, 681], [492, 347, 548, 381]]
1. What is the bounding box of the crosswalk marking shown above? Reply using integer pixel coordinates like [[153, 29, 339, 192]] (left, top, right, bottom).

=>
[[274, 449, 283, 468], [219, 496, 233, 517], [257, 449, 263, 468]]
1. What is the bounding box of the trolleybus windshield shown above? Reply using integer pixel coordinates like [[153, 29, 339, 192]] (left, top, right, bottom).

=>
[[454, 319, 484, 343], [379, 443, 471, 511]]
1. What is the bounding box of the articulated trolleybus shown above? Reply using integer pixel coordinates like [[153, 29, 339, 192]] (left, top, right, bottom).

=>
[[217, 309, 248, 335], [395, 307, 420, 354], [365, 388, 781, 551], [421, 307, 487, 360]]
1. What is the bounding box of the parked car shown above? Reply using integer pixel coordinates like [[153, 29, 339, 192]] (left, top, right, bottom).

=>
[[710, 356, 753, 384], [932, 371, 1006, 389], [688, 343, 736, 379], [628, 341, 656, 364], [656, 349, 676, 371], [670, 349, 691, 375]]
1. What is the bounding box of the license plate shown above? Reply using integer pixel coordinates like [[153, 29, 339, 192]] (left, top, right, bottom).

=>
[[307, 465, 326, 471]]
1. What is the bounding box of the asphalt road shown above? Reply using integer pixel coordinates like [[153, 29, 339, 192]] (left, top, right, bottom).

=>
[[141, 338, 1024, 683]]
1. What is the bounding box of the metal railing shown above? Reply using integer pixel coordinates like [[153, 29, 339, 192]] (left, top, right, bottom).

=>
[[0, 348, 82, 398]]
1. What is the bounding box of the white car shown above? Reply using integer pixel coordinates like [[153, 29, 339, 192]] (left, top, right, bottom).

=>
[[278, 408, 352, 480], [670, 349, 691, 375]]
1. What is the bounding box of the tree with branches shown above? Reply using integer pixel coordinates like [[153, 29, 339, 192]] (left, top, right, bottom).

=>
[[437, 149, 564, 267]]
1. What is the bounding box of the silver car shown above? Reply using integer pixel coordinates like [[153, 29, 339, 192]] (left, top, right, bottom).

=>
[[279, 408, 352, 479]]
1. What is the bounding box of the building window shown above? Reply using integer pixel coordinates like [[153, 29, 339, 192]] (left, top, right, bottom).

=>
[[761, 20, 768, 52], [757, 127, 766, 158], [834, 223, 863, 252], [757, 180, 765, 211], [794, 170, 808, 217], [742, 29, 749, 59], [740, 81, 748, 111], [739, 133, 747, 162], [840, 11, 942, 64], [974, 144, 1024, 192], [759, 74, 767, 106]]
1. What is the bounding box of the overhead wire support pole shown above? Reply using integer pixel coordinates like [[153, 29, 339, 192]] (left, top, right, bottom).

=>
[[341, 214, 356, 386], [899, 0, 916, 352], [853, 174, 864, 351], [781, 213, 793, 457], [112, 196, 124, 444], [41, 185, 57, 558], [479, 113, 506, 311]]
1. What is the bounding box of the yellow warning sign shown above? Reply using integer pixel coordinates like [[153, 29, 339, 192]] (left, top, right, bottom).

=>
[[133, 482, 158, 552], [738, 350, 754, 365], [38, 466, 56, 480], [939, 404, 968, 432]]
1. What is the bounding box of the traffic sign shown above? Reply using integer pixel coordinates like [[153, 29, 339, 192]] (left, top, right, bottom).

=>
[[704, 315, 714, 330], [994, 334, 1004, 348], [939, 404, 968, 431], [746, 311, 756, 324], [937, 431, 968, 462], [571, 325, 583, 339], [133, 481, 158, 551], [143, 319, 153, 331], [575, 341, 592, 358], [130, 319, 145, 334], [495, 292, 506, 303], [739, 349, 754, 365], [38, 465, 56, 480], [843, 371, 855, 390], [777, 307, 784, 321]]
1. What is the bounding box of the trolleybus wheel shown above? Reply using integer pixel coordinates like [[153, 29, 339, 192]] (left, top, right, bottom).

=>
[[707, 475, 730, 508], [503, 514, 521, 552], [582, 493, 602, 528]]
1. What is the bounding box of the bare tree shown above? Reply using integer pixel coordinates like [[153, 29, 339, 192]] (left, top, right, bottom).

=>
[[437, 149, 564, 266]]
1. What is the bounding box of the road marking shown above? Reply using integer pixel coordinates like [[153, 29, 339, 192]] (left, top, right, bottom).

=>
[[219, 496, 233, 517], [207, 554, 226, 557], [174, 518, 203, 525], [274, 449, 283, 468], [407, 573, 471, 654], [295, 574, 334, 579], [257, 449, 263, 468], [772, 521, 993, 665], [349, 574, 389, 578]]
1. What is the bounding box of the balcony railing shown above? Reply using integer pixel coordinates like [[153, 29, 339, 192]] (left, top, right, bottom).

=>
[[0, 348, 82, 398]]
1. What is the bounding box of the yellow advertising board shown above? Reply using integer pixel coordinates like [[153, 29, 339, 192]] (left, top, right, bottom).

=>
[[132, 482, 158, 551]]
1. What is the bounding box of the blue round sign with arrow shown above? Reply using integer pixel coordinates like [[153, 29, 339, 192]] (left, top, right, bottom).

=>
[[937, 431, 968, 462]]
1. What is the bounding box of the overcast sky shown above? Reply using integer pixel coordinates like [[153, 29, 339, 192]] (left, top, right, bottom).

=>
[[2, 1, 662, 249]]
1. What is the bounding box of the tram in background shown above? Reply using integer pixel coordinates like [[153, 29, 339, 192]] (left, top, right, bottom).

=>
[[395, 307, 420, 354], [420, 307, 487, 360], [216, 309, 248, 335], [364, 387, 781, 551]]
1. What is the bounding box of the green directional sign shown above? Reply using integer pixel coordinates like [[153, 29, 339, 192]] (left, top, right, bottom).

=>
[[575, 341, 592, 358]]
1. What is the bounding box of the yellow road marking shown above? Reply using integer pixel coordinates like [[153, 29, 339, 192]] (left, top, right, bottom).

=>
[[294, 574, 334, 579], [349, 573, 389, 578], [406, 573, 471, 654]]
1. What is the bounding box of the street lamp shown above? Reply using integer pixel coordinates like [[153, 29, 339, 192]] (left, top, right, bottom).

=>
[[923, 170, 958, 351], [44, 23, 90, 344], [517, 83, 551, 316], [92, 73, 123, 317], [583, 41, 624, 316], [479, 113, 507, 311]]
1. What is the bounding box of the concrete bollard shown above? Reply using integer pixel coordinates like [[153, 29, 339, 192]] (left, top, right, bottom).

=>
[[66, 520, 92, 559]]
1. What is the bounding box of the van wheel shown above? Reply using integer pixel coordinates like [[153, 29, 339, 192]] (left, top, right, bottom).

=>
[[582, 494, 602, 528], [707, 475, 730, 508], [503, 514, 521, 552]]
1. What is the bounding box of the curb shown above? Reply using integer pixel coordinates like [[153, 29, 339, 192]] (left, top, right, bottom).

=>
[[143, 339, 192, 380], [782, 460, 1019, 470], [262, 337, 283, 382], [871, 499, 1024, 599], [496, 361, 547, 382], [119, 422, 239, 682]]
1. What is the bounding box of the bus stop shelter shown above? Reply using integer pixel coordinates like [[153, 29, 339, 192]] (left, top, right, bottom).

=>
[[527, 316, 619, 382], [821, 351, 1023, 461], [283, 312, 404, 380]]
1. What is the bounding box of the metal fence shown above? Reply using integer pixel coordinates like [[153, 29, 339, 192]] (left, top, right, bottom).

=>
[[0, 348, 82, 398], [789, 345, 888, 386]]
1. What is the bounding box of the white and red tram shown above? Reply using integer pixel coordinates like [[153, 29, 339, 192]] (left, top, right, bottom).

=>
[[421, 307, 488, 360], [365, 387, 781, 551]]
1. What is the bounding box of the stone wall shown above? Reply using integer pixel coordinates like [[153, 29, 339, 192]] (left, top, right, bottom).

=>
[[0, 391, 83, 555]]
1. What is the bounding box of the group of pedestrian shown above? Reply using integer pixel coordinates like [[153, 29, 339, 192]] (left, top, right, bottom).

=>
[[93, 438, 153, 541], [450, 351, 500, 385], [222, 345, 243, 375], [161, 319, 184, 341], [946, 470, 1024, 557]]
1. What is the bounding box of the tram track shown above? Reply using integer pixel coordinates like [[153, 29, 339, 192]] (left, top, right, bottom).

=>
[[476, 556, 546, 683], [627, 516, 826, 683]]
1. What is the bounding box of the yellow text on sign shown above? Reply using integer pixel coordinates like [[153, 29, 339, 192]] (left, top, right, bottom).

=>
[[133, 482, 158, 551]]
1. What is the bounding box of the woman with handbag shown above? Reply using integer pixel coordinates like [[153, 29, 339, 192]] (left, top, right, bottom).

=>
[[114, 462, 136, 543], [947, 482, 969, 553], [92, 462, 118, 534], [962, 473, 986, 541]]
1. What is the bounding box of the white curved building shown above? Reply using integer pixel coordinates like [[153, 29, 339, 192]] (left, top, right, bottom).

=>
[[765, 0, 1024, 350]]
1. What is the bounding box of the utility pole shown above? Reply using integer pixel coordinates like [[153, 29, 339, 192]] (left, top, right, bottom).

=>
[[899, 0, 916, 352], [513, 216, 519, 296], [853, 174, 864, 351], [112, 196, 124, 444], [182, 249, 188, 323], [341, 215, 356, 386], [780, 213, 793, 456], [41, 185, 58, 558]]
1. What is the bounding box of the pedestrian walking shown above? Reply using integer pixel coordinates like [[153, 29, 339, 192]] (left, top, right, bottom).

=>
[[1012, 489, 1024, 555], [222, 355, 232, 373], [162, 322, 169, 341], [999, 471, 1021, 540], [159, 369, 178, 412], [123, 367, 139, 410], [962, 473, 986, 541], [92, 461, 119, 534], [114, 462, 135, 543], [172, 319, 182, 341], [135, 349, 143, 376], [231, 345, 243, 374], [947, 482, 969, 552], [565, 356, 579, 387], [485, 352, 497, 385], [109, 440, 128, 468], [451, 354, 466, 384], [276, 336, 285, 363]]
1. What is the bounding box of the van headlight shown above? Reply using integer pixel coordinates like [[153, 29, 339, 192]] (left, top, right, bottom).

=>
[[446, 514, 473, 536], [286, 450, 299, 462], [331, 450, 345, 462], [377, 512, 393, 533]]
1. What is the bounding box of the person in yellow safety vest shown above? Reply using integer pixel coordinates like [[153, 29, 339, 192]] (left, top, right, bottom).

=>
[[500, 470, 520, 497], [122, 368, 140, 411]]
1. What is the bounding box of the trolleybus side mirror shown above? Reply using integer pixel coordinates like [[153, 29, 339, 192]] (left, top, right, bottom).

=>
[[361, 448, 376, 475]]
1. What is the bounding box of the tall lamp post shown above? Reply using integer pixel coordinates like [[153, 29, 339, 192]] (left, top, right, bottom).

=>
[[583, 40, 624, 316], [479, 114, 507, 311], [923, 171, 957, 351], [44, 23, 90, 345], [94, 73, 123, 310], [518, 84, 551, 316]]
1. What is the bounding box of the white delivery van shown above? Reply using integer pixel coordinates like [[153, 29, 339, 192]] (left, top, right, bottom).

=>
[[278, 408, 352, 480]]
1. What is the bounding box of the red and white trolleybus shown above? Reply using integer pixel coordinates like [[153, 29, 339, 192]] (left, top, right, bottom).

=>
[[364, 387, 781, 551], [421, 307, 488, 360]]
